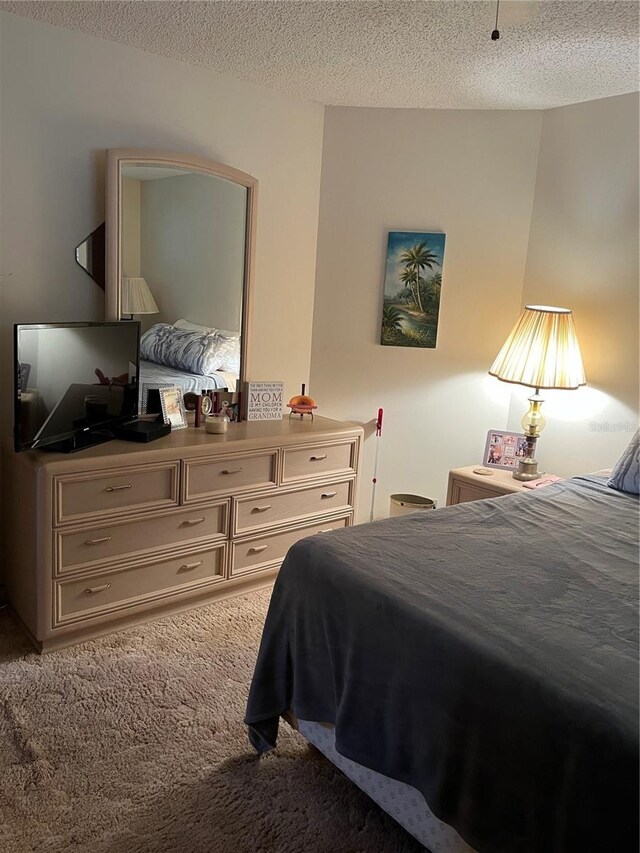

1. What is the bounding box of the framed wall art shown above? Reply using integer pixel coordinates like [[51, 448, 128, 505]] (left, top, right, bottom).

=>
[[381, 230, 446, 349]]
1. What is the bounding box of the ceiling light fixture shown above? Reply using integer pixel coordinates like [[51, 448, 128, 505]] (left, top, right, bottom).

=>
[[491, 0, 501, 40]]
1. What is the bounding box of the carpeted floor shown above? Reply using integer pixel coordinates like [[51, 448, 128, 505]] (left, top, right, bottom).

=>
[[0, 589, 424, 853]]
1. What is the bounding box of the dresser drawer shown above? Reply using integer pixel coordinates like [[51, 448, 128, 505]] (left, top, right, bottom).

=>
[[183, 450, 278, 503], [55, 462, 180, 526], [55, 501, 229, 576], [449, 482, 499, 505], [234, 480, 353, 536], [54, 545, 225, 626], [231, 515, 351, 578], [282, 440, 357, 484]]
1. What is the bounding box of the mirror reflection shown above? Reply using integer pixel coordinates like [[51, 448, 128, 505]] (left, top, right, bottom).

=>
[[75, 222, 106, 290], [120, 163, 248, 395]]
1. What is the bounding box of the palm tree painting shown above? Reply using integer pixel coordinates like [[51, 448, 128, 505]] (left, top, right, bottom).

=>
[[381, 231, 446, 348]]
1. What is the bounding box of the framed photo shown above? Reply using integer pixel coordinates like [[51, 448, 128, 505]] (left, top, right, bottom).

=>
[[140, 382, 173, 415], [483, 429, 528, 469], [159, 386, 187, 430]]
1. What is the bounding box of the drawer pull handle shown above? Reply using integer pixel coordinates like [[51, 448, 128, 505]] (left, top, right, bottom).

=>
[[309, 454, 328, 462], [84, 536, 112, 546], [105, 484, 132, 493], [221, 468, 243, 475], [182, 517, 205, 527], [178, 560, 203, 572], [84, 583, 111, 595], [321, 492, 338, 499], [252, 505, 272, 513], [248, 545, 268, 554]]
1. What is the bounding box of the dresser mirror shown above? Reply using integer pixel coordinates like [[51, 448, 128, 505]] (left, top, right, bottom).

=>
[[106, 149, 257, 397]]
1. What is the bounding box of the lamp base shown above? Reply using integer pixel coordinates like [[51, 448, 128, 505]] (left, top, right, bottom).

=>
[[513, 457, 541, 481]]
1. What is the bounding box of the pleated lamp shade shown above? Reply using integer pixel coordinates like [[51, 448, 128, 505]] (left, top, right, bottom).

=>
[[489, 305, 586, 390], [121, 277, 159, 315]]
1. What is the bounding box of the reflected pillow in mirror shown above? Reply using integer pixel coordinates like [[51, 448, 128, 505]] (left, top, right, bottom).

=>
[[212, 331, 241, 375], [141, 323, 223, 376], [608, 429, 639, 495], [173, 318, 215, 334]]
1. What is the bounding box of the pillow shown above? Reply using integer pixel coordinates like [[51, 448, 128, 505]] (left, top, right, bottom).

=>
[[212, 331, 241, 375], [173, 318, 215, 333], [140, 323, 223, 376], [608, 430, 640, 495]]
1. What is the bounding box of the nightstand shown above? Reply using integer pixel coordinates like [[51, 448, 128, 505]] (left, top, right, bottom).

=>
[[446, 466, 531, 506]]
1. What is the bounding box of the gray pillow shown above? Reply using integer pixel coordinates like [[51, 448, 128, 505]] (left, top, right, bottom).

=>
[[140, 323, 222, 376], [608, 429, 640, 495]]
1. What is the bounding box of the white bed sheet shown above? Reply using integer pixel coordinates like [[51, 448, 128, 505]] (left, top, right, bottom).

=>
[[139, 359, 236, 393], [297, 719, 478, 853]]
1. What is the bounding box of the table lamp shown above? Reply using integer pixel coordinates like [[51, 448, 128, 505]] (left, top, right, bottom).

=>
[[121, 276, 159, 319], [489, 305, 586, 481]]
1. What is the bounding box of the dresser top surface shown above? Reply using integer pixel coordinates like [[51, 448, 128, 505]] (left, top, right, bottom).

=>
[[449, 465, 529, 493], [8, 416, 363, 474]]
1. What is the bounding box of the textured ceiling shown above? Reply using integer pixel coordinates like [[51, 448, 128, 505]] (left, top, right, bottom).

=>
[[2, 1, 638, 109]]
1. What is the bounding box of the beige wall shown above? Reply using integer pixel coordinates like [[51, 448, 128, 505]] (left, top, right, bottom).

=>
[[0, 12, 325, 437], [121, 178, 141, 278], [1, 12, 636, 529], [139, 172, 247, 333], [310, 107, 543, 517], [508, 93, 639, 475]]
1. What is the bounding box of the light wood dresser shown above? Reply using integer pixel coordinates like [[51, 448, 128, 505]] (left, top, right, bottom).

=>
[[3, 416, 362, 652]]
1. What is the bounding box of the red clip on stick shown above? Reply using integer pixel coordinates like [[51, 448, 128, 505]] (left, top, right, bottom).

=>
[[370, 408, 384, 522]]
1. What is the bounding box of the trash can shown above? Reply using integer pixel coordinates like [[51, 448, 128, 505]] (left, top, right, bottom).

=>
[[389, 494, 436, 517]]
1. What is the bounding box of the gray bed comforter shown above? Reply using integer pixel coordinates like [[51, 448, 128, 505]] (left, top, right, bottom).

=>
[[245, 476, 639, 853]]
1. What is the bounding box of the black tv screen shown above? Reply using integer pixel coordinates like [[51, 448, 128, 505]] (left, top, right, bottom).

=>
[[14, 322, 140, 452]]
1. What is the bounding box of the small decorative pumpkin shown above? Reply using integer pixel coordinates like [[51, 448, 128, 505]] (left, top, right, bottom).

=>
[[287, 384, 317, 419]]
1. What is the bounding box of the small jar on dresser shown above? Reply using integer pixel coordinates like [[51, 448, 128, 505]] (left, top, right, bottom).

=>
[[2, 416, 362, 652]]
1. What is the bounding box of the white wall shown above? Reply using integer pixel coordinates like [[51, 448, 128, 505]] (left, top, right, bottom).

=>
[[140, 172, 246, 332], [509, 93, 639, 475], [310, 107, 543, 518], [0, 12, 325, 436], [121, 177, 141, 278]]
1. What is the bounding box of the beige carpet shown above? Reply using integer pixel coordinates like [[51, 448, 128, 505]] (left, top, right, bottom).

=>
[[0, 589, 423, 853]]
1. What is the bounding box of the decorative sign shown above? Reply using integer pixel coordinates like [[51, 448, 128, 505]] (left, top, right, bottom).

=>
[[244, 382, 284, 421]]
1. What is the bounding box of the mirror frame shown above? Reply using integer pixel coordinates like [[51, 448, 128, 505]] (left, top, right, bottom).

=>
[[105, 148, 258, 387]]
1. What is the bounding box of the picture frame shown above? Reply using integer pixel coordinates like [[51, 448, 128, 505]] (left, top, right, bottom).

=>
[[483, 429, 528, 469], [381, 230, 446, 349], [159, 386, 187, 430], [213, 390, 242, 422], [140, 382, 173, 415]]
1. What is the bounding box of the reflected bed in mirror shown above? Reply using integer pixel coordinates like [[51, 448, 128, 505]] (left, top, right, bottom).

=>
[[106, 149, 257, 397]]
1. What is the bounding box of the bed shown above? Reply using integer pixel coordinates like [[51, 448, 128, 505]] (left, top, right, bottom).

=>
[[138, 320, 240, 401], [139, 358, 235, 394], [245, 473, 639, 853]]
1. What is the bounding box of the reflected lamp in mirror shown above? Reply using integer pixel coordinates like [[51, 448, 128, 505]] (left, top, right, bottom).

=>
[[121, 277, 159, 319], [489, 305, 586, 481]]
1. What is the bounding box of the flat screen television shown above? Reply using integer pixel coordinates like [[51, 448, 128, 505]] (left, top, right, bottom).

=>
[[14, 321, 140, 453]]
